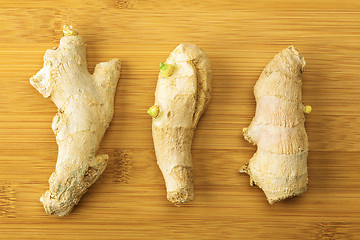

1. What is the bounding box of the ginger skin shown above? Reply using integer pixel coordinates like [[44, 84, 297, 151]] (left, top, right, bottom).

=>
[[241, 46, 310, 204], [30, 26, 121, 216], [149, 44, 212, 204]]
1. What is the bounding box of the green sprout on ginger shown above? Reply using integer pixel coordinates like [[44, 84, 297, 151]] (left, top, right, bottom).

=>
[[147, 105, 160, 118], [304, 105, 312, 114], [159, 62, 174, 77], [63, 25, 79, 36]]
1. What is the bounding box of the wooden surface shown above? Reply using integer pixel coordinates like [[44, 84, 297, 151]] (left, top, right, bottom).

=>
[[1, 0, 360, 239]]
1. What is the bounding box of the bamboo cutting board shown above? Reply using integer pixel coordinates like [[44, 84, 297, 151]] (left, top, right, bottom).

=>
[[1, 0, 360, 239]]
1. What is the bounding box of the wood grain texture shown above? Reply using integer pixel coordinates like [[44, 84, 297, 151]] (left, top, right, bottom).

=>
[[0, 0, 360, 239]]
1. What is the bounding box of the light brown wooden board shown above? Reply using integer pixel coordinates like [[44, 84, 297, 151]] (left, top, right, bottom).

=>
[[0, 0, 360, 239]]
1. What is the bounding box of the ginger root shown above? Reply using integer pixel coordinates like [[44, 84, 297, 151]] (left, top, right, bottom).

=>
[[241, 45, 310, 204], [30, 26, 121, 216], [149, 44, 212, 204]]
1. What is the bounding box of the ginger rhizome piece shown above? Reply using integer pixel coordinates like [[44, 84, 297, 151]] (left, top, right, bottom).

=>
[[30, 26, 121, 216], [241, 46, 310, 204], [149, 44, 212, 204]]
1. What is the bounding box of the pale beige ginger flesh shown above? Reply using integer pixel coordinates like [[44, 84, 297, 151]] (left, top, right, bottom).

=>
[[30, 26, 121, 216], [241, 45, 311, 204], [149, 44, 212, 204]]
